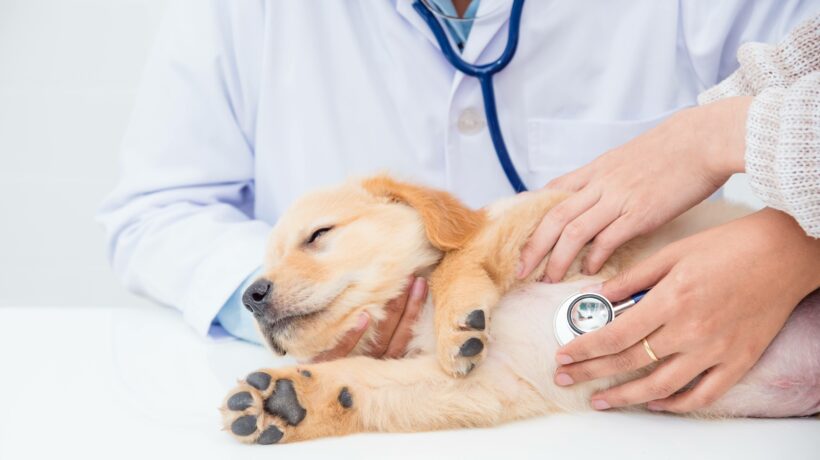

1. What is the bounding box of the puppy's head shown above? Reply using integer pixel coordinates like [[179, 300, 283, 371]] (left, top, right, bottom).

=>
[[245, 175, 484, 359]]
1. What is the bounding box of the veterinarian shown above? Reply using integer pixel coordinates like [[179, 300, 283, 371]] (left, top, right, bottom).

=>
[[99, 0, 820, 413]]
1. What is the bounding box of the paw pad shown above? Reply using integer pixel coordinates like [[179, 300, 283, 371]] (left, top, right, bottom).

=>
[[338, 387, 353, 408], [257, 426, 284, 445], [227, 391, 254, 411], [231, 415, 258, 436], [247, 372, 272, 391], [464, 310, 485, 330], [264, 379, 307, 426], [459, 338, 484, 357]]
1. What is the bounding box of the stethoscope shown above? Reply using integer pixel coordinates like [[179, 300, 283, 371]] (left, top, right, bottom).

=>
[[416, 2, 652, 345], [414, 0, 528, 193], [416, 2, 651, 345], [553, 290, 650, 346]]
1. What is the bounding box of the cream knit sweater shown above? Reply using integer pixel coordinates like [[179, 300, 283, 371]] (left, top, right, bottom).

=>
[[699, 16, 820, 238]]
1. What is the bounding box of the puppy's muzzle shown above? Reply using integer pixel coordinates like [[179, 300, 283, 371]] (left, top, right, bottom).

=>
[[242, 278, 272, 316]]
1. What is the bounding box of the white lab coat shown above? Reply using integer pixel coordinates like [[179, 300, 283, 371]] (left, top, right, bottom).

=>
[[99, 0, 819, 336]]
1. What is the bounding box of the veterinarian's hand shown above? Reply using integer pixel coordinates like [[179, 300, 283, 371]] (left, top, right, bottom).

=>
[[311, 277, 427, 362], [552, 209, 820, 413], [518, 96, 752, 282]]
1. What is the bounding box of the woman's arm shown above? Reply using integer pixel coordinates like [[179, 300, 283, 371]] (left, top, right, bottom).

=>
[[519, 15, 820, 283], [742, 72, 820, 237], [517, 95, 753, 282], [698, 16, 820, 103], [701, 15, 820, 237]]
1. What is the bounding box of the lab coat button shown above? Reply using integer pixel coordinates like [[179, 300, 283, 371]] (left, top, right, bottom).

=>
[[457, 108, 485, 135]]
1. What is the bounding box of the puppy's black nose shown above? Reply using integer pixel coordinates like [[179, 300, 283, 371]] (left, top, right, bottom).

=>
[[242, 279, 273, 315]]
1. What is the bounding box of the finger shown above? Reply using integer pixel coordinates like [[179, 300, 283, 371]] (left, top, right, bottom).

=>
[[647, 363, 746, 414], [545, 201, 620, 283], [518, 190, 600, 280], [590, 353, 711, 409], [555, 328, 670, 385], [598, 248, 676, 307], [369, 278, 413, 358], [310, 312, 370, 363], [384, 277, 428, 359], [556, 291, 667, 363], [544, 166, 592, 192], [583, 213, 643, 275]]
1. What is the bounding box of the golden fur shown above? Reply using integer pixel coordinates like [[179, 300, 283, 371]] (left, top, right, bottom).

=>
[[221, 175, 754, 444]]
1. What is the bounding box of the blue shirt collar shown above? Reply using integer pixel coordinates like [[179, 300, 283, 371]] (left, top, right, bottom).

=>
[[424, 0, 481, 51]]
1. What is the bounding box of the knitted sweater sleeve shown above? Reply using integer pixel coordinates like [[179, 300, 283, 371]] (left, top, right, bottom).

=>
[[698, 16, 820, 238]]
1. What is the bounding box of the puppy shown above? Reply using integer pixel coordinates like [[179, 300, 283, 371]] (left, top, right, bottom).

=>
[[221, 175, 820, 445]]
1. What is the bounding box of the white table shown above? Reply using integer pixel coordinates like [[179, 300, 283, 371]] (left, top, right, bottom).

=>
[[1, 305, 817, 460]]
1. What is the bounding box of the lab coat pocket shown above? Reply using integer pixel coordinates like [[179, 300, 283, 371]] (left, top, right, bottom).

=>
[[526, 111, 677, 175]]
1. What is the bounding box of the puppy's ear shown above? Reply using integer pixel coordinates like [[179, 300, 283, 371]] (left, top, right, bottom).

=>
[[362, 175, 484, 251]]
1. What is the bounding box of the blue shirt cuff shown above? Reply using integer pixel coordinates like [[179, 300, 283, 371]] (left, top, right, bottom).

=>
[[214, 267, 264, 345]]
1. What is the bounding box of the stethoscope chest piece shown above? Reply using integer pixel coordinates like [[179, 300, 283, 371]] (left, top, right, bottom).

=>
[[554, 290, 648, 346], [554, 293, 613, 346]]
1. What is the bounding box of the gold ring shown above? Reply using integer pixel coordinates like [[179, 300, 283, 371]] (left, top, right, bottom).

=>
[[642, 338, 659, 362]]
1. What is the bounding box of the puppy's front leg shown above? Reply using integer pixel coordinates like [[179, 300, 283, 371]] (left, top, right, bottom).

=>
[[430, 190, 571, 377], [430, 258, 502, 377], [221, 356, 538, 444]]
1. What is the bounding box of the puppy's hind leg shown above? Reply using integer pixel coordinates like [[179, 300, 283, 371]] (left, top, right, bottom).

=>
[[221, 356, 541, 444]]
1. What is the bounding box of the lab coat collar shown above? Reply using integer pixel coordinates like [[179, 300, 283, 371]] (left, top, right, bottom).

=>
[[461, 0, 514, 65], [395, 0, 439, 48]]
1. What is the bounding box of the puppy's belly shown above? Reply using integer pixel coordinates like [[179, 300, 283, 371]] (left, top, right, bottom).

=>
[[490, 283, 820, 417], [706, 290, 820, 417], [488, 279, 627, 412]]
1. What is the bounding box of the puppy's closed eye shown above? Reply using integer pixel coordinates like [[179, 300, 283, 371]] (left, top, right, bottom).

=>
[[305, 226, 334, 246]]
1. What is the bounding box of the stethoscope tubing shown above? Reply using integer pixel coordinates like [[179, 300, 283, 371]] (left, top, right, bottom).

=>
[[413, 0, 529, 193], [611, 289, 649, 316]]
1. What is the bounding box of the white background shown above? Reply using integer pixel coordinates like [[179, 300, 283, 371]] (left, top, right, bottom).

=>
[[0, 0, 763, 308], [0, 0, 168, 307]]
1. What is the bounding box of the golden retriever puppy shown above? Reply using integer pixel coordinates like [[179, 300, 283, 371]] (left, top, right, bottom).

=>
[[220, 175, 819, 445]]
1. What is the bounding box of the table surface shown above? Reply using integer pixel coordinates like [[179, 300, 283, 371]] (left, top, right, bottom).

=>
[[1, 305, 817, 460]]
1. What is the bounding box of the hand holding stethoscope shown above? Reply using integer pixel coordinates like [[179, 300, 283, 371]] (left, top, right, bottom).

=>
[[549, 209, 819, 414]]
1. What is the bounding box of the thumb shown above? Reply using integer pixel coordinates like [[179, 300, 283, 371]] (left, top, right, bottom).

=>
[[599, 250, 675, 302]]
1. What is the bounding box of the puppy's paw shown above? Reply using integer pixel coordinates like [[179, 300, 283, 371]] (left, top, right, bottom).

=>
[[220, 367, 356, 444], [435, 308, 488, 377]]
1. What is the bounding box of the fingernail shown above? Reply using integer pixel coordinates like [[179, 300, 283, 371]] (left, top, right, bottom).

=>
[[580, 283, 602, 293], [591, 399, 611, 411], [356, 312, 369, 330], [555, 373, 574, 386], [647, 402, 663, 412], [556, 354, 573, 365], [411, 277, 427, 300]]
